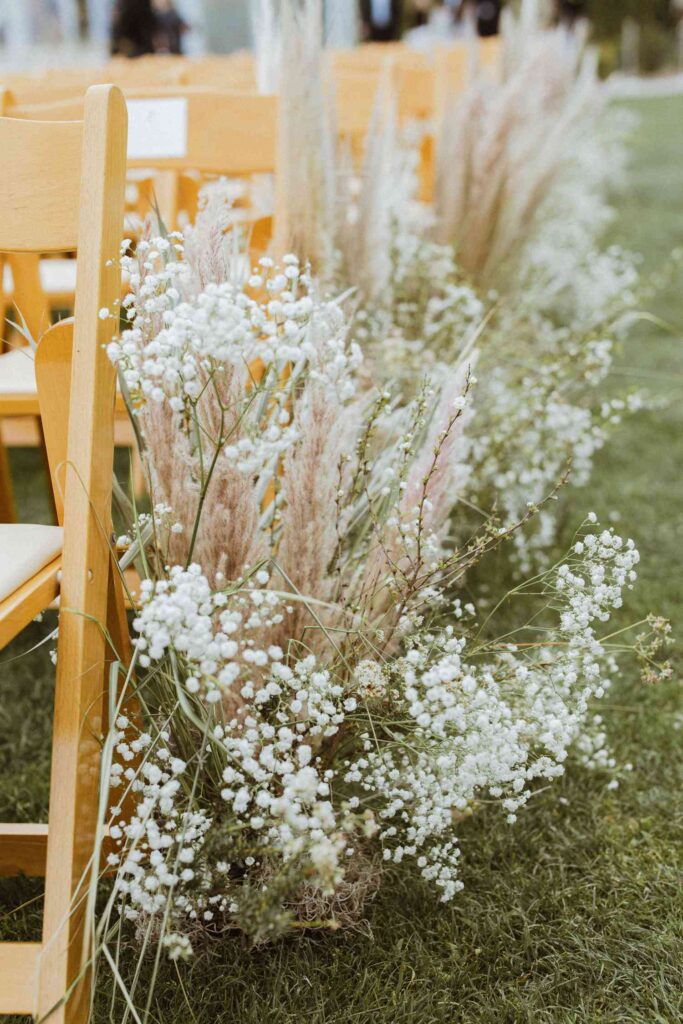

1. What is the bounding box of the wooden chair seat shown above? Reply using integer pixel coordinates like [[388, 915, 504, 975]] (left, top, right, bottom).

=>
[[0, 347, 36, 400], [0, 345, 127, 414]]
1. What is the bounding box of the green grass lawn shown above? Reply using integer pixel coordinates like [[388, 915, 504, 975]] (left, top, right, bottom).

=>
[[2, 96, 682, 1023]]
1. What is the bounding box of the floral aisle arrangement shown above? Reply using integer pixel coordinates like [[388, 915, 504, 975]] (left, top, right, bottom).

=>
[[93, 222, 656, 980], [260, 0, 647, 570], [75, 0, 671, 1006]]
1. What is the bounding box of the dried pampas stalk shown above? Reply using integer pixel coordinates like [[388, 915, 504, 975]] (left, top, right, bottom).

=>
[[274, 379, 359, 655], [271, 0, 337, 270], [337, 82, 399, 302], [250, 0, 281, 94], [434, 19, 601, 288]]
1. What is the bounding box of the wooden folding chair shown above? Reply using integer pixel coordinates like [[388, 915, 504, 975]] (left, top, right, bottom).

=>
[[123, 87, 278, 231], [0, 84, 128, 1022], [0, 85, 278, 519], [0, 58, 185, 107]]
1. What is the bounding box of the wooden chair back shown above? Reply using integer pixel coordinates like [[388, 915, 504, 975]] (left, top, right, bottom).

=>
[[331, 42, 408, 71], [331, 67, 383, 139], [393, 59, 434, 122], [179, 55, 257, 90], [4, 86, 277, 174], [0, 85, 127, 1020], [4, 86, 278, 239], [0, 85, 278, 350], [0, 56, 187, 106], [0, 68, 101, 106]]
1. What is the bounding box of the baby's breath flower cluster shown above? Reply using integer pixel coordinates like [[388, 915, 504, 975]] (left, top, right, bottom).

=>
[[107, 723, 209, 923], [133, 564, 289, 702], [108, 241, 361, 417], [54, 13, 671, 1012], [106, 519, 642, 944], [341, 521, 640, 900]]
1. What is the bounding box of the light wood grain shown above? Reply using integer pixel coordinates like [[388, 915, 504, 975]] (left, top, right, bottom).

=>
[[37, 84, 127, 1024], [0, 823, 49, 876], [5, 252, 50, 340], [0, 942, 42, 1015], [0, 83, 128, 1024], [0, 823, 120, 879], [34, 318, 74, 525], [0, 116, 82, 253], [8, 86, 278, 175], [0, 435, 15, 522]]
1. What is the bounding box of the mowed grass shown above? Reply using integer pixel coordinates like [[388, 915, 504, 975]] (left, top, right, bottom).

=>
[[1, 96, 682, 1023]]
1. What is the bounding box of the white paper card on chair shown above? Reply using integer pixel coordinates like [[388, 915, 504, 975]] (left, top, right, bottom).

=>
[[127, 98, 188, 160]]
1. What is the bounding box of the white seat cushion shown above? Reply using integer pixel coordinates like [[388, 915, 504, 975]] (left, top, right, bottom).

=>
[[39, 259, 77, 295], [2, 259, 77, 297], [0, 347, 37, 395], [0, 345, 122, 400], [0, 523, 63, 603]]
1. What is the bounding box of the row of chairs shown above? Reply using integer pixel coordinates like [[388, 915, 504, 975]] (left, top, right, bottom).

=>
[[2, 37, 502, 139], [0, 85, 279, 521], [0, 37, 502, 519]]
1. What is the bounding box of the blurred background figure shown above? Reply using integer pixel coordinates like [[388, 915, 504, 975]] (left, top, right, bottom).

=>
[[360, 0, 403, 41], [474, 0, 500, 37], [412, 0, 432, 28], [110, 0, 158, 55], [154, 0, 188, 53], [110, 0, 187, 56], [556, 0, 586, 26], [0, 0, 680, 74]]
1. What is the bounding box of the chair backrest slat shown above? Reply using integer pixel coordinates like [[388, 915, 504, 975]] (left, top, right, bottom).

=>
[[0, 117, 82, 252], [4, 88, 277, 177]]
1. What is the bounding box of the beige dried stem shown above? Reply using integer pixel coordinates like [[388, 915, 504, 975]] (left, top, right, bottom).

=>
[[434, 22, 599, 288], [271, 0, 337, 270], [250, 0, 281, 94], [274, 377, 360, 655], [337, 75, 400, 303]]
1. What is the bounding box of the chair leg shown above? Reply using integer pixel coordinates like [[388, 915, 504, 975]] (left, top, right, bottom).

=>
[[37, 572, 112, 1023], [37, 561, 133, 1024], [37, 634, 105, 1019], [0, 432, 16, 523]]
